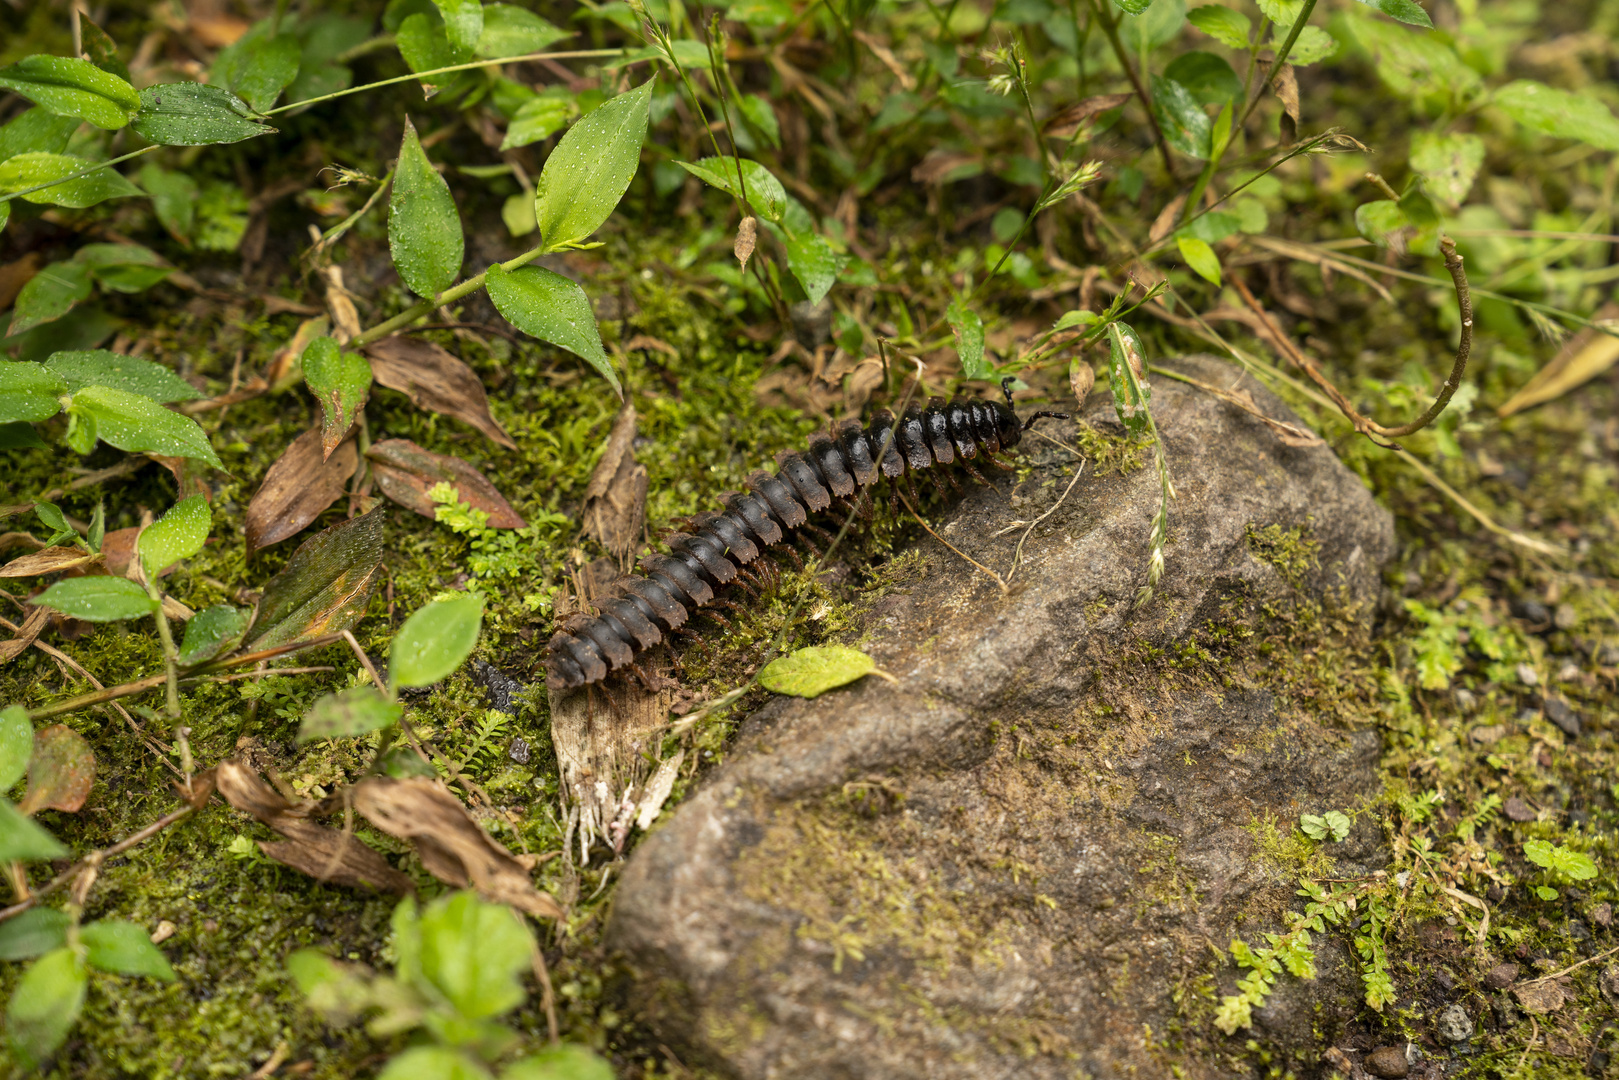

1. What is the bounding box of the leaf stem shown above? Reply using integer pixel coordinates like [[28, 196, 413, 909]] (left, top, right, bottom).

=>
[[347, 243, 550, 350]]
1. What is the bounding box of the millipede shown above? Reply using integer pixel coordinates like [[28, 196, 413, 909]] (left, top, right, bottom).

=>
[[545, 379, 1069, 692]]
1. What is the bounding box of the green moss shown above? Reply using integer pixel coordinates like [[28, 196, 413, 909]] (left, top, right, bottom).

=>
[[1244, 523, 1322, 590]]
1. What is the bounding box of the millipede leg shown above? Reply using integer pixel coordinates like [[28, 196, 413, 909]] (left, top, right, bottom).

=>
[[802, 523, 837, 544], [983, 451, 1015, 471], [629, 661, 660, 693], [904, 474, 923, 506], [963, 462, 991, 487], [796, 534, 824, 559], [775, 544, 805, 571], [929, 470, 952, 497]]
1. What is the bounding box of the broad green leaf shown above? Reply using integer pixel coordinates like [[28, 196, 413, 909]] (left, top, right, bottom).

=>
[[397, 13, 471, 95], [0, 908, 69, 961], [0, 362, 68, 423], [32, 501, 74, 547], [476, 4, 570, 58], [18, 724, 94, 815], [1181, 209, 1241, 244], [1494, 80, 1619, 152], [1276, 25, 1338, 65], [1186, 5, 1250, 48], [243, 507, 386, 650], [0, 421, 47, 449], [501, 93, 576, 149], [0, 800, 70, 862], [1113, 0, 1155, 15], [676, 157, 787, 222], [947, 298, 989, 380], [0, 152, 142, 209], [80, 921, 177, 980], [1163, 52, 1241, 106], [1254, 0, 1304, 23], [758, 645, 879, 698], [0, 56, 141, 130], [502, 1046, 615, 1080], [0, 108, 82, 161], [137, 164, 199, 243], [389, 118, 464, 299], [73, 243, 173, 293], [431, 0, 484, 53], [30, 576, 156, 622], [1119, 0, 1186, 51], [67, 385, 223, 467], [1409, 131, 1484, 205], [6, 948, 86, 1068], [1150, 75, 1211, 158], [1177, 235, 1222, 285], [738, 93, 781, 148], [484, 264, 619, 394], [418, 891, 531, 1019], [1342, 14, 1477, 103], [133, 82, 276, 146], [285, 13, 367, 103], [1322, 810, 1351, 841], [1053, 310, 1099, 332], [214, 28, 302, 113], [178, 605, 249, 666], [298, 686, 403, 742], [1354, 0, 1433, 27], [534, 78, 653, 251], [46, 349, 197, 402], [139, 495, 210, 579], [1107, 322, 1152, 436], [0, 706, 31, 792], [301, 337, 372, 457], [785, 233, 849, 307], [6, 261, 92, 336], [1354, 199, 1407, 246], [379, 1046, 494, 1080], [390, 594, 483, 689]]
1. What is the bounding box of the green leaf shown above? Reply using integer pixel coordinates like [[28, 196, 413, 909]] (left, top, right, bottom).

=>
[[66, 385, 223, 466], [0, 55, 141, 130], [603, 41, 716, 72], [390, 594, 484, 689], [72, 243, 173, 294], [0, 108, 82, 161], [32, 501, 74, 547], [1162, 52, 1242, 106], [0, 706, 31, 793], [785, 233, 849, 307], [1409, 131, 1484, 205], [30, 576, 156, 622], [1276, 25, 1339, 65], [676, 157, 787, 222], [243, 507, 386, 651], [298, 685, 403, 742], [389, 118, 464, 299], [758, 644, 880, 698], [0, 421, 47, 449], [738, 93, 781, 148], [476, 4, 570, 59], [1354, 199, 1407, 246], [6, 947, 86, 1068], [1107, 322, 1152, 436], [1176, 235, 1222, 285], [1187, 5, 1251, 48], [1342, 14, 1477, 103], [1254, 0, 1304, 23], [213, 28, 302, 113], [946, 298, 989, 380], [1119, 0, 1187, 51], [6, 260, 91, 336], [1534, 884, 1558, 901], [1300, 813, 1329, 840], [484, 264, 619, 395], [379, 1046, 495, 1080], [1323, 810, 1351, 841], [137, 164, 199, 243], [418, 891, 531, 1019], [45, 349, 197, 402], [1354, 0, 1433, 27], [502, 1046, 615, 1080], [397, 13, 470, 96], [0, 152, 143, 208], [534, 78, 653, 251], [0, 908, 69, 961], [178, 604, 249, 666], [1113, 0, 1155, 15], [1493, 80, 1619, 152], [0, 800, 70, 862], [431, 0, 485, 53], [1523, 839, 1598, 881], [301, 337, 372, 456], [1150, 75, 1211, 158], [80, 920, 176, 980], [501, 93, 576, 150], [133, 82, 276, 146], [0, 362, 69, 423], [138, 495, 210, 579]]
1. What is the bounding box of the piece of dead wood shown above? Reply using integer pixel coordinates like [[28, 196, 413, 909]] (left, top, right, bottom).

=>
[[244, 426, 359, 557], [368, 439, 526, 528], [215, 761, 413, 893], [364, 336, 517, 449], [580, 402, 647, 564], [351, 776, 563, 919], [0, 606, 49, 665], [0, 546, 100, 578], [549, 675, 673, 864], [1498, 302, 1619, 417]]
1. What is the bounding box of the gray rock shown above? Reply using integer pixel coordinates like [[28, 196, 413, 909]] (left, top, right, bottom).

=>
[[1436, 1002, 1473, 1043], [1541, 696, 1581, 738], [609, 357, 1395, 1079]]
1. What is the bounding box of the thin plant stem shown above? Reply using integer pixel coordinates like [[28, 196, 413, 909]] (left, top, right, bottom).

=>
[[348, 244, 549, 349], [1091, 0, 1177, 182], [0, 145, 158, 205], [0, 805, 196, 923], [1238, 0, 1318, 130], [263, 49, 627, 115]]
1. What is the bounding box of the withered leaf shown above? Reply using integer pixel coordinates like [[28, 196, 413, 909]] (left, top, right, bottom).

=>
[[0, 606, 49, 665], [243, 506, 385, 651], [352, 775, 563, 919], [1042, 93, 1132, 137], [911, 150, 979, 186], [266, 315, 330, 390], [367, 439, 526, 529], [18, 725, 95, 815], [215, 760, 411, 893], [244, 426, 360, 557], [1513, 981, 1565, 1014], [0, 546, 98, 578], [1272, 64, 1300, 144], [734, 215, 758, 271], [1498, 302, 1619, 417], [581, 403, 647, 561], [364, 336, 516, 449]]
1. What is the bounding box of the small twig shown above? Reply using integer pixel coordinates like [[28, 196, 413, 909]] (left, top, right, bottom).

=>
[[1521, 943, 1619, 986], [341, 630, 385, 687], [894, 489, 1008, 594], [530, 938, 561, 1044], [1006, 462, 1085, 584], [0, 805, 195, 923], [244, 1041, 291, 1080], [33, 458, 148, 504]]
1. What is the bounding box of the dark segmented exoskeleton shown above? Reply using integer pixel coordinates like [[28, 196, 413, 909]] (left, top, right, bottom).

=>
[[546, 379, 1068, 692]]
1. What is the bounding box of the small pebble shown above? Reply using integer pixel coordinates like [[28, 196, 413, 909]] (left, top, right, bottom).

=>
[[1468, 724, 1506, 747], [1592, 902, 1612, 929], [1516, 662, 1539, 687], [1556, 661, 1581, 683], [1600, 963, 1618, 1005], [508, 737, 531, 764], [1554, 603, 1576, 630], [1503, 797, 1536, 822], [1364, 1045, 1410, 1078], [1454, 687, 1477, 712], [1541, 697, 1581, 738], [1484, 962, 1519, 990], [1436, 1002, 1473, 1044], [1513, 599, 1550, 625]]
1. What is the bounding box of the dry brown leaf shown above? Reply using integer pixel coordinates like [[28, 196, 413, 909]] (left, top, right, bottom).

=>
[[0, 253, 42, 312], [734, 215, 758, 271], [620, 334, 679, 358], [581, 403, 647, 562], [351, 776, 563, 919], [1513, 981, 1566, 1014], [318, 265, 362, 342], [17, 725, 95, 814], [0, 606, 49, 665], [911, 150, 979, 186], [365, 336, 517, 449], [1148, 194, 1188, 246], [1070, 361, 1096, 406], [1042, 93, 1132, 138], [843, 357, 885, 414], [145, 453, 212, 500], [549, 674, 673, 864], [245, 426, 359, 557], [0, 546, 99, 578], [215, 760, 413, 893], [367, 438, 526, 528], [1272, 64, 1300, 143], [1498, 303, 1619, 416], [241, 507, 385, 651]]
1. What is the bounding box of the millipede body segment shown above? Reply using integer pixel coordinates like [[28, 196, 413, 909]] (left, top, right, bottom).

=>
[[546, 381, 1067, 693]]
